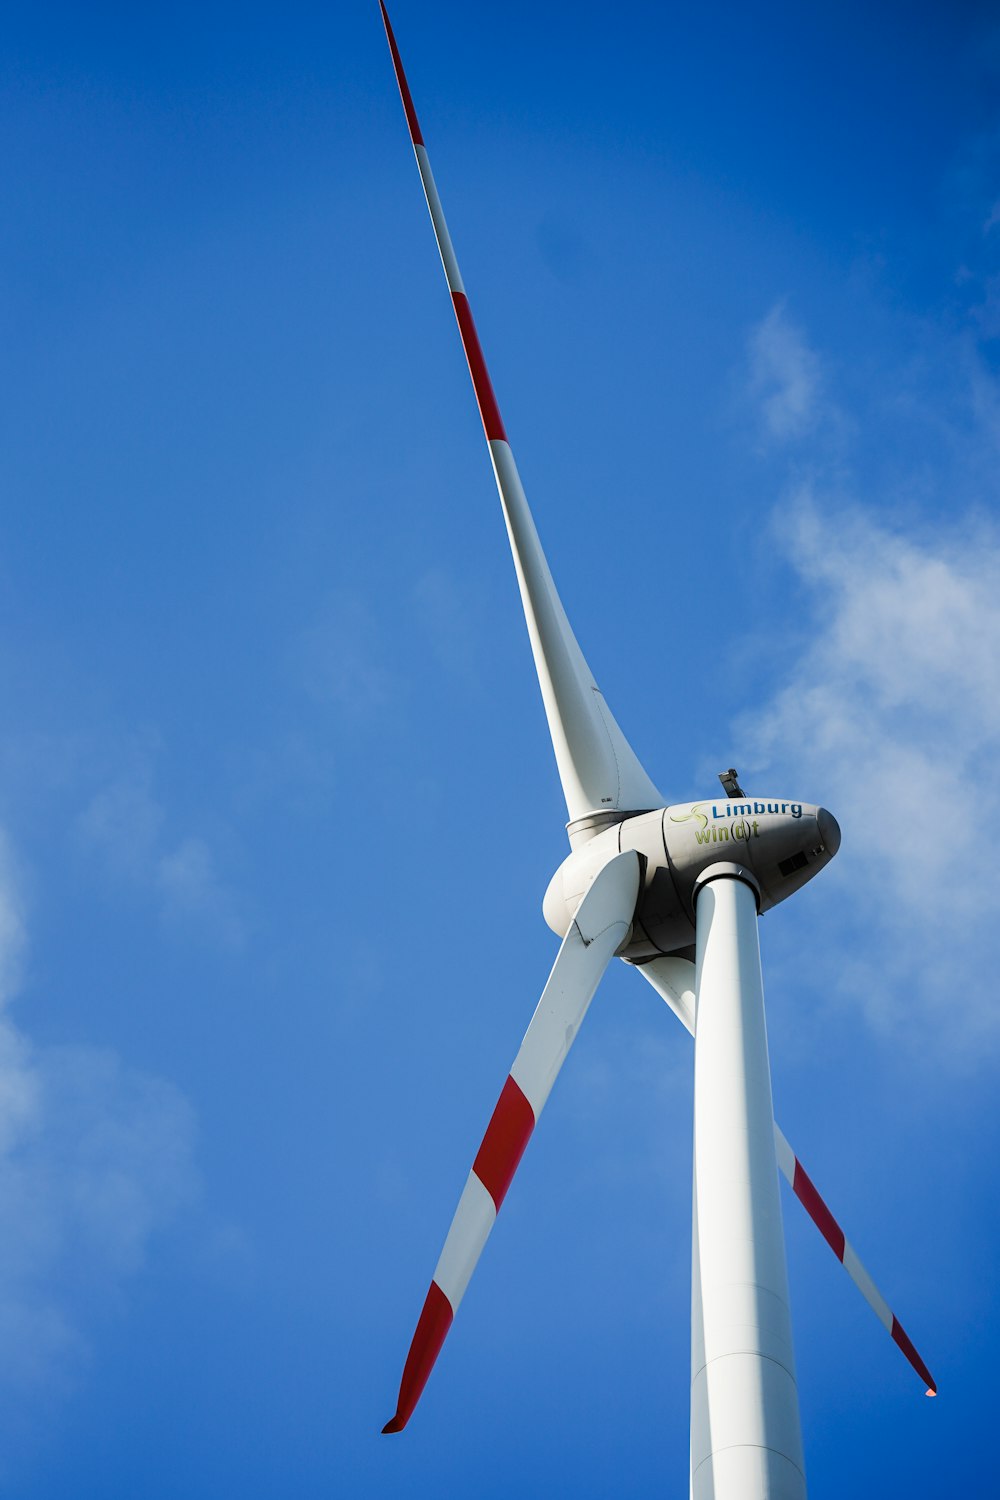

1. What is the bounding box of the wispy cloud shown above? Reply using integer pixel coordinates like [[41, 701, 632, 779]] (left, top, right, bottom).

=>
[[76, 767, 164, 878], [77, 763, 243, 947], [736, 255, 1000, 1057], [0, 831, 200, 1401], [296, 588, 394, 718], [0, 837, 27, 1010], [157, 836, 243, 946], [411, 567, 481, 682], [737, 493, 1000, 1052], [747, 302, 825, 441]]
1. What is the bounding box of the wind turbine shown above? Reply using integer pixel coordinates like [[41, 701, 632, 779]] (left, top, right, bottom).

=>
[[377, 6, 935, 1493]]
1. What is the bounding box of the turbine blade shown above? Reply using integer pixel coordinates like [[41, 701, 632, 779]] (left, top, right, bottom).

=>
[[635, 956, 937, 1396], [772, 1126, 937, 1396], [382, 850, 641, 1433], [632, 954, 696, 1035], [379, 3, 662, 829]]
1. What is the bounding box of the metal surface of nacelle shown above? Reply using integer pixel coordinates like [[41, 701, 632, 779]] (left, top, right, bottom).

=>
[[543, 797, 841, 958]]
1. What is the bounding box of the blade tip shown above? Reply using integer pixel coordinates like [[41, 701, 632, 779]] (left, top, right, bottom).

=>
[[925, 1386, 937, 1398], [382, 1415, 406, 1434]]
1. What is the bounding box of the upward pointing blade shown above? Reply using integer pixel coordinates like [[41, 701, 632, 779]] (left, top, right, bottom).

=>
[[379, 3, 663, 827]]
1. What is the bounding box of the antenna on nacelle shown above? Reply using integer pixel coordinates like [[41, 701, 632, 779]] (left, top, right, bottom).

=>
[[718, 768, 746, 798]]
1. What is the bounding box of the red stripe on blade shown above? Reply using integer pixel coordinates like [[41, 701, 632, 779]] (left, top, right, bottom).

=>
[[452, 292, 508, 441], [472, 1074, 534, 1211], [379, 1, 424, 146], [891, 1316, 937, 1395], [382, 1280, 454, 1433], [792, 1159, 846, 1261]]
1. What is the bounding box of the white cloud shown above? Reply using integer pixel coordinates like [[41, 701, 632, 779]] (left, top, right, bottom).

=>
[[297, 588, 393, 716], [157, 836, 243, 946], [737, 494, 1000, 1051], [75, 767, 164, 878], [411, 567, 481, 681], [748, 303, 824, 441], [0, 830, 200, 1397], [0, 834, 27, 1014], [18, 1046, 197, 1279], [77, 764, 242, 946]]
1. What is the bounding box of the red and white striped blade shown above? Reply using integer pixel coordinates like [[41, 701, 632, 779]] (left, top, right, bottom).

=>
[[772, 1125, 936, 1396], [378, 3, 663, 826], [382, 851, 641, 1433], [636, 956, 937, 1396]]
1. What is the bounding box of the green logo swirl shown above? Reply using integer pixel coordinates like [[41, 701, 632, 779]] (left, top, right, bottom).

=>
[[669, 802, 708, 831]]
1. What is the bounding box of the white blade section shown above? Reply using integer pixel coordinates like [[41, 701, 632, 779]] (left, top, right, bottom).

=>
[[383, 850, 640, 1432], [636, 956, 937, 1395], [380, 2, 662, 826], [509, 846, 642, 1112], [632, 953, 697, 1035], [487, 440, 664, 824]]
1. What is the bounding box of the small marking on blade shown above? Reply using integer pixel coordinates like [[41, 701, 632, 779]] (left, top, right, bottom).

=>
[[792, 1159, 846, 1261], [380, 2, 425, 146], [383, 1279, 454, 1433], [891, 1315, 936, 1393], [472, 1074, 534, 1210], [452, 293, 507, 441]]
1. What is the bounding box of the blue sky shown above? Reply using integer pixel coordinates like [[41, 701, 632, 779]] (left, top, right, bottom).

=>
[[1, 1, 998, 1494]]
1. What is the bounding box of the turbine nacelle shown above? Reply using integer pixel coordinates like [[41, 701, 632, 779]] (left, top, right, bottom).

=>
[[543, 798, 841, 958]]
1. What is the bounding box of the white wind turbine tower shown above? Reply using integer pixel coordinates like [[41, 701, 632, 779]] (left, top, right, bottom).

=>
[[378, 7, 936, 1494]]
